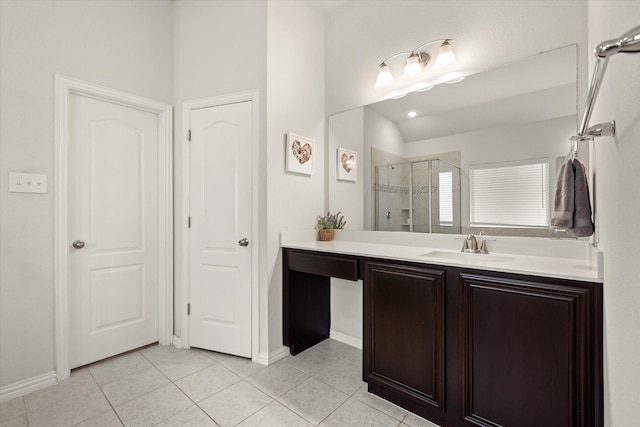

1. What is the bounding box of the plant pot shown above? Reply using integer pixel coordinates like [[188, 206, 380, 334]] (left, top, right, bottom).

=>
[[318, 229, 335, 241]]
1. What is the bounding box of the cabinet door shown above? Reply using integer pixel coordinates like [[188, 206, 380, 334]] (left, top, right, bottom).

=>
[[459, 273, 592, 427], [364, 261, 446, 413]]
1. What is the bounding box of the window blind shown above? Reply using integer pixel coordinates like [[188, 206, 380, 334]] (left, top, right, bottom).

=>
[[439, 171, 453, 225], [470, 159, 549, 227]]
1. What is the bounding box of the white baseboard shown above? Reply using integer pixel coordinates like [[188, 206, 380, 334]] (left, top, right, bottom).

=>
[[258, 346, 290, 366], [330, 329, 363, 350], [172, 335, 184, 349], [0, 371, 57, 403]]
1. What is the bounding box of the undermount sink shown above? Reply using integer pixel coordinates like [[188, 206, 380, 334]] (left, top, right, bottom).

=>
[[421, 250, 515, 264]]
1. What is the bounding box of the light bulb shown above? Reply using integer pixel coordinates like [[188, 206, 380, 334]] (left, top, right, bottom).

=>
[[435, 40, 455, 67], [403, 53, 423, 78], [374, 64, 394, 90], [407, 111, 417, 118]]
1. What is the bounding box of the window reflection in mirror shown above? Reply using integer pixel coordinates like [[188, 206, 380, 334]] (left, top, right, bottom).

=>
[[327, 45, 578, 237]]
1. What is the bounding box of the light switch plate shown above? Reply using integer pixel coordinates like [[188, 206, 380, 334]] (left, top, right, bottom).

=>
[[9, 172, 48, 194]]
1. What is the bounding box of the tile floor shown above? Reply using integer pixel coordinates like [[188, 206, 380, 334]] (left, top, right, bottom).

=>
[[0, 339, 440, 427]]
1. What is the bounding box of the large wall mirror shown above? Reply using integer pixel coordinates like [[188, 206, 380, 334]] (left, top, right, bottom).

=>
[[328, 45, 580, 237]]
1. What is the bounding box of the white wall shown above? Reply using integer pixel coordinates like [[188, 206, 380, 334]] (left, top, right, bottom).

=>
[[324, 0, 587, 346], [266, 1, 325, 353], [0, 0, 173, 389], [587, 1, 640, 425], [172, 0, 268, 340]]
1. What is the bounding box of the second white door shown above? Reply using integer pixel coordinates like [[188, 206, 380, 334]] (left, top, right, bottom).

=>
[[188, 101, 253, 358]]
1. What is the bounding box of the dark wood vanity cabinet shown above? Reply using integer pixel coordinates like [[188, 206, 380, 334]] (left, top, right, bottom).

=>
[[364, 262, 446, 419], [282, 248, 603, 427], [458, 273, 601, 427]]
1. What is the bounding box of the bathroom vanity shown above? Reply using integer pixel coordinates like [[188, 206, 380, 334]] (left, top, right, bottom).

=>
[[282, 230, 603, 427]]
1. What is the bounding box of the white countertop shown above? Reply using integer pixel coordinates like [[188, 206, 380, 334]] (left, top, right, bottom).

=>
[[281, 230, 603, 283]]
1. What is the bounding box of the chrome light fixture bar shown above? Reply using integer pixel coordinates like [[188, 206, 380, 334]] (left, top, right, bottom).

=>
[[374, 39, 455, 91]]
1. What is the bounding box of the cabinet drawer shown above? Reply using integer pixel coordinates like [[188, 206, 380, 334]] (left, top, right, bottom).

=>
[[287, 250, 358, 280]]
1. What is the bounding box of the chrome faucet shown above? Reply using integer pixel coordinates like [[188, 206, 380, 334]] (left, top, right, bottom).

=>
[[461, 234, 479, 253], [460, 232, 495, 254]]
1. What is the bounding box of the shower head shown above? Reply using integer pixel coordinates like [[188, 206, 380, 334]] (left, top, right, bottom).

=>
[[595, 24, 640, 58]]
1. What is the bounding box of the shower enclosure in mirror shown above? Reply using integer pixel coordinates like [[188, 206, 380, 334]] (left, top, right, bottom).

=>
[[375, 159, 461, 234]]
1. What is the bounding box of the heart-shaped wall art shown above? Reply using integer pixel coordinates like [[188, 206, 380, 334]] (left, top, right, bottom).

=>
[[341, 153, 355, 172], [292, 140, 312, 164]]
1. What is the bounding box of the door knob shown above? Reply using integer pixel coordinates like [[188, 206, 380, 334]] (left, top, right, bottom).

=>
[[72, 240, 85, 249], [238, 238, 249, 247]]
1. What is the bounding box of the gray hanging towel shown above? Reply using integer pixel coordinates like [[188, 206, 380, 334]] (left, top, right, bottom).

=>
[[570, 159, 594, 237], [550, 159, 574, 229]]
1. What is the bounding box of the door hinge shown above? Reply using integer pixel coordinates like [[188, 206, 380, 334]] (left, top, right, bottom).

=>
[[187, 303, 190, 315], [188, 129, 191, 141], [188, 216, 191, 228]]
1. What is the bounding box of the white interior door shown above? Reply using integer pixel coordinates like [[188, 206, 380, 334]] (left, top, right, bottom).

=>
[[69, 93, 159, 368], [189, 101, 252, 358]]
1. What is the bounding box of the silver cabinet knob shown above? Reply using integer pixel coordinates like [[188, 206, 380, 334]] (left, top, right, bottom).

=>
[[72, 240, 85, 249], [238, 238, 249, 247]]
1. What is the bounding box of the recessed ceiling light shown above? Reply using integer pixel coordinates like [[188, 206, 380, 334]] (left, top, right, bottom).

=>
[[407, 111, 417, 118]]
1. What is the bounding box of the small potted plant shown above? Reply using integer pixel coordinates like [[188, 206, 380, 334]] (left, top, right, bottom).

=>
[[316, 211, 346, 241]]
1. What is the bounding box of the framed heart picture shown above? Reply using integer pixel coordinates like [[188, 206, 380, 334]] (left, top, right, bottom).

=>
[[337, 148, 357, 182], [286, 133, 314, 176]]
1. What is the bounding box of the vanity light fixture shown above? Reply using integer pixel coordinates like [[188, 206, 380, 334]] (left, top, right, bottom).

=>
[[374, 38, 455, 91]]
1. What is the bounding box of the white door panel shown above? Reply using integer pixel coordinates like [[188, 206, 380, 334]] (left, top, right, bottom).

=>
[[189, 101, 252, 358], [69, 94, 159, 368]]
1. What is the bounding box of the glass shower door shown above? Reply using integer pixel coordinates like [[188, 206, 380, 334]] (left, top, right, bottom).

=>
[[375, 163, 410, 231], [374, 159, 461, 234]]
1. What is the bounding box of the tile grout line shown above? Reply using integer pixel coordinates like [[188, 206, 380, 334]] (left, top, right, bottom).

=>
[[273, 377, 324, 425], [276, 346, 365, 425], [226, 385, 276, 427], [189, 379, 251, 426], [86, 361, 126, 427], [143, 348, 226, 426], [156, 354, 269, 426], [277, 375, 351, 426], [22, 395, 29, 427], [21, 395, 30, 427], [283, 344, 408, 426], [159, 347, 290, 425], [89, 350, 169, 425], [90, 348, 223, 426], [315, 392, 351, 427]]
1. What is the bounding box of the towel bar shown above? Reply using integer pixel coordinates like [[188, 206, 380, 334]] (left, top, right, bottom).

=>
[[573, 25, 640, 141]]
